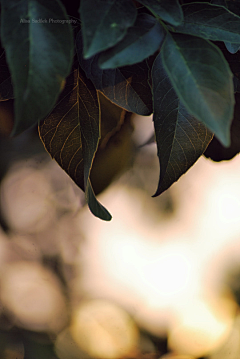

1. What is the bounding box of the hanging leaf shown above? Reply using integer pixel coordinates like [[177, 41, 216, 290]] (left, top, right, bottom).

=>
[[79, 0, 137, 58], [39, 64, 111, 221], [204, 92, 240, 161], [137, 0, 183, 26], [99, 13, 165, 69], [76, 31, 153, 115], [0, 0, 74, 135], [152, 53, 213, 196], [176, 2, 240, 44], [161, 32, 234, 146]]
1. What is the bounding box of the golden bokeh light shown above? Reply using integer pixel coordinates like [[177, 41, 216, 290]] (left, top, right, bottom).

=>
[[70, 299, 139, 359]]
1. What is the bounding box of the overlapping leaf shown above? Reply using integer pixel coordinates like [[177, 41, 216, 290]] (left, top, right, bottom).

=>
[[0, 0, 74, 135], [161, 32, 234, 146], [99, 13, 165, 69], [76, 31, 153, 115], [211, 0, 240, 52], [152, 54, 213, 196], [39, 65, 111, 221], [137, 0, 183, 26], [176, 2, 240, 44], [79, 0, 137, 58]]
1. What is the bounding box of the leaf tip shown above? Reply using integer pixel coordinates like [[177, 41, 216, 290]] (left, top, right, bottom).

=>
[[89, 206, 112, 221], [216, 128, 231, 148]]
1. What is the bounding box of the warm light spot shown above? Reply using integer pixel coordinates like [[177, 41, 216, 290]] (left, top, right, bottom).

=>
[[160, 354, 196, 359], [168, 295, 236, 357], [70, 299, 139, 359], [0, 163, 55, 233], [0, 261, 67, 332]]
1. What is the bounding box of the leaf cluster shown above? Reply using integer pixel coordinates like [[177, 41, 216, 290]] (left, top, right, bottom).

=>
[[0, 0, 240, 220]]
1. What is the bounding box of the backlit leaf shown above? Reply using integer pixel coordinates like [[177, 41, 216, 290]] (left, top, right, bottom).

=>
[[152, 54, 213, 196], [77, 31, 153, 115], [39, 65, 111, 221], [137, 0, 183, 26], [161, 32, 234, 146], [0, 0, 74, 135], [99, 13, 165, 69], [176, 2, 240, 44], [79, 0, 137, 58]]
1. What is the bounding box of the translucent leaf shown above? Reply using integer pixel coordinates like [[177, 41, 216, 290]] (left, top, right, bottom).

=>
[[39, 65, 111, 221]]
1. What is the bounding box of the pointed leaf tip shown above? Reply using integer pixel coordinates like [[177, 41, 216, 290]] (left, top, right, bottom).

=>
[[80, 0, 137, 58], [151, 53, 213, 196], [39, 64, 111, 221]]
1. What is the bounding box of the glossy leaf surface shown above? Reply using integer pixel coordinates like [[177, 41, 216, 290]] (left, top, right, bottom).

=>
[[152, 53, 213, 195], [176, 2, 240, 44], [99, 13, 165, 69], [0, 0, 74, 135], [80, 0, 137, 58], [161, 33, 234, 146]]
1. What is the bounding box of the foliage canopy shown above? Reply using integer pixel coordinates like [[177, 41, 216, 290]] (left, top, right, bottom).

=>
[[0, 0, 240, 220]]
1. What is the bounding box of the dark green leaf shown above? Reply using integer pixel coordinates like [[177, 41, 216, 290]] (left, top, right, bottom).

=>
[[76, 31, 153, 115], [137, 0, 183, 26], [204, 92, 240, 161], [176, 2, 240, 44], [211, 0, 240, 52], [79, 0, 137, 58], [161, 33, 234, 146], [217, 42, 240, 85], [152, 53, 213, 196], [225, 42, 240, 54], [0, 0, 74, 135], [39, 65, 111, 221], [99, 13, 165, 69]]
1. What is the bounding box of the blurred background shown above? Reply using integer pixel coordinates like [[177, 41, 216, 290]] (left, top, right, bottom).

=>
[[0, 113, 240, 359]]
